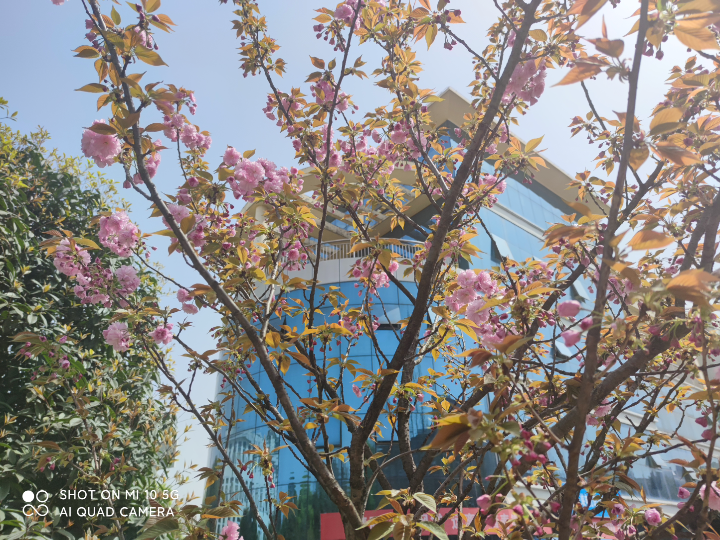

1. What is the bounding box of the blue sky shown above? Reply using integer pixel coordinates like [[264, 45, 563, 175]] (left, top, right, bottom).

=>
[[1, 0, 701, 501]]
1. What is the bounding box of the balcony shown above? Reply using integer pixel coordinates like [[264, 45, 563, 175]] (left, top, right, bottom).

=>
[[286, 239, 423, 284]]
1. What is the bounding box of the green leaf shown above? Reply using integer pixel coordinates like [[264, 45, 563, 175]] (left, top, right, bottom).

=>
[[111, 6, 122, 25], [76, 83, 108, 93], [525, 136, 544, 153], [87, 123, 117, 135], [367, 522, 393, 540], [136, 518, 179, 540], [426, 25, 438, 48], [135, 46, 168, 66], [416, 521, 449, 540], [412, 492, 437, 513], [74, 46, 100, 59], [201, 506, 236, 518], [500, 421, 521, 436]]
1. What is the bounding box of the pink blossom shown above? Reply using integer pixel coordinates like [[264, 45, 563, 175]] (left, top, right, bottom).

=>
[[177, 289, 192, 303], [51, 0, 66, 6], [99, 211, 139, 257], [182, 302, 199, 315], [580, 317, 593, 331], [466, 299, 490, 327], [53, 238, 91, 276], [335, 3, 354, 21], [476, 271, 497, 296], [165, 203, 191, 226], [557, 300, 581, 318], [116, 265, 140, 292], [180, 124, 198, 147], [177, 188, 192, 205], [81, 120, 122, 168], [482, 174, 497, 186], [594, 405, 611, 416], [188, 225, 206, 248], [219, 521, 240, 540], [59, 357, 70, 369], [452, 287, 477, 306], [561, 330, 581, 347], [476, 494, 491, 511], [352, 384, 362, 398], [224, 147, 242, 167], [696, 416, 709, 427], [180, 124, 210, 150], [700, 482, 720, 510], [702, 428, 714, 440], [151, 323, 174, 346], [169, 114, 184, 129], [145, 151, 161, 178], [103, 322, 131, 352], [457, 269, 478, 289], [644, 508, 661, 526], [390, 125, 407, 144], [388, 261, 399, 272], [503, 61, 547, 106], [678, 487, 691, 499]]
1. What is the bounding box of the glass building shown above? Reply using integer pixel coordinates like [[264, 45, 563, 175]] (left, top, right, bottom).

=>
[[208, 88, 707, 539]]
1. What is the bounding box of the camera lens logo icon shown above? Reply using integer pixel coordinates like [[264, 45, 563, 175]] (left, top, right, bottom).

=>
[[22, 490, 49, 517]]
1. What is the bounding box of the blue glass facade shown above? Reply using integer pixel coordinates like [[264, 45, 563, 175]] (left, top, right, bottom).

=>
[[209, 119, 704, 537]]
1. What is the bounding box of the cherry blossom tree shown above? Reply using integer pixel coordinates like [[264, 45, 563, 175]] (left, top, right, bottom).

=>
[[39, 0, 720, 538]]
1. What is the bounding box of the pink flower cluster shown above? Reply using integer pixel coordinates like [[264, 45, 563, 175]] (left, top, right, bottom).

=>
[[103, 322, 131, 352], [701, 482, 720, 510], [443, 270, 518, 348], [180, 123, 212, 150], [99, 211, 140, 257], [177, 288, 199, 314], [187, 216, 207, 248], [446, 270, 497, 322], [224, 153, 300, 201], [72, 262, 139, 308], [283, 240, 309, 271], [503, 61, 547, 106], [311, 80, 350, 112], [132, 26, 154, 49], [587, 401, 612, 426], [81, 120, 122, 168], [390, 124, 408, 144], [54, 238, 141, 308], [644, 508, 662, 526], [163, 113, 184, 142], [161, 112, 210, 150], [471, 174, 507, 206], [51, 0, 66, 6], [115, 265, 141, 294], [219, 521, 241, 540], [164, 203, 191, 228], [335, 0, 361, 28], [151, 323, 174, 346], [350, 259, 400, 295], [131, 148, 161, 186], [54, 239, 91, 277], [560, 306, 593, 348]]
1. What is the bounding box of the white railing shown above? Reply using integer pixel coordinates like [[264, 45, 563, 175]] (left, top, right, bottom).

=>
[[303, 239, 424, 261]]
